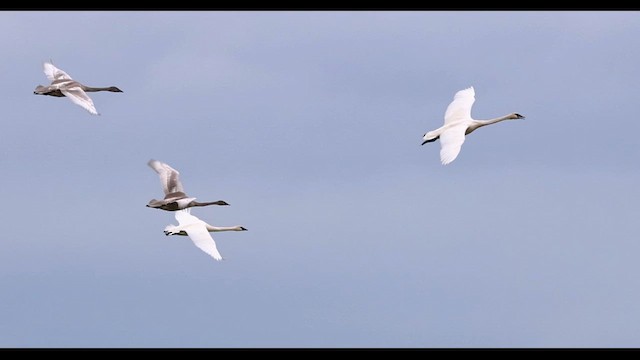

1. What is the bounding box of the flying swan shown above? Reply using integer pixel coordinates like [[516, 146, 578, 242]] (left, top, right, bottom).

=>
[[421, 86, 525, 165], [147, 159, 230, 211], [33, 61, 123, 115], [164, 208, 248, 261]]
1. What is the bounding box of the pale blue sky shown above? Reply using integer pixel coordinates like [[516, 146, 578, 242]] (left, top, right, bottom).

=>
[[1, 10, 639, 348]]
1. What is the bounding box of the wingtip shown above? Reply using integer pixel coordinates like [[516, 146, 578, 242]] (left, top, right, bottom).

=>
[[86, 107, 99, 116]]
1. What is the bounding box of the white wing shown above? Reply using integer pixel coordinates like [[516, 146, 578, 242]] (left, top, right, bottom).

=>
[[175, 210, 223, 261], [185, 225, 223, 261], [439, 124, 468, 165], [443, 86, 475, 125], [43, 62, 73, 81], [148, 159, 185, 195], [174, 208, 195, 224], [60, 88, 99, 115]]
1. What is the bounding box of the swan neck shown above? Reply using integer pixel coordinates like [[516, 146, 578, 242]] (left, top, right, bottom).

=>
[[477, 114, 512, 126], [82, 86, 115, 92], [193, 200, 225, 206], [206, 225, 243, 232]]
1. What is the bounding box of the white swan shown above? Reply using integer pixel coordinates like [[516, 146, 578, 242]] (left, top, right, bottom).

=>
[[421, 86, 525, 165], [163, 209, 248, 261], [33, 61, 123, 115], [147, 159, 230, 211]]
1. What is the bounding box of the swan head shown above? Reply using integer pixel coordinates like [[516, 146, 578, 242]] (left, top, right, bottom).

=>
[[238, 226, 248, 231], [33, 85, 47, 95], [164, 225, 187, 236], [509, 113, 525, 120], [163, 224, 176, 236], [107, 86, 123, 93], [421, 131, 439, 146]]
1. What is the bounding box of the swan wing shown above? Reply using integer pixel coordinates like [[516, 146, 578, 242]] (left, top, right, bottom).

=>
[[174, 208, 195, 225], [179, 217, 223, 261], [186, 225, 223, 261], [439, 124, 468, 165], [43, 62, 73, 81], [148, 159, 185, 195], [173, 209, 223, 260], [443, 86, 475, 125], [59, 88, 99, 115]]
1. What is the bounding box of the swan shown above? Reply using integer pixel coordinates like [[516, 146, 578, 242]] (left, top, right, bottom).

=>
[[163, 209, 247, 261], [33, 61, 123, 115], [164, 224, 248, 237], [147, 159, 230, 211], [421, 86, 525, 165]]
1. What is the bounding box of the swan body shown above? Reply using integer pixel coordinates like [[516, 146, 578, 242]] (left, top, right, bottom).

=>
[[164, 209, 247, 261], [421, 86, 525, 165], [33, 61, 123, 115], [146, 159, 229, 211]]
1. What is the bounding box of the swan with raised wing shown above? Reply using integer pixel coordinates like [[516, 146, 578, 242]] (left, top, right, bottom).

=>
[[421, 86, 525, 165], [146, 159, 230, 211], [163, 209, 247, 261], [33, 61, 123, 115]]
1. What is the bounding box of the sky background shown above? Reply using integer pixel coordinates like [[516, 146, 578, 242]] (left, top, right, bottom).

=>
[[1, 10, 639, 348]]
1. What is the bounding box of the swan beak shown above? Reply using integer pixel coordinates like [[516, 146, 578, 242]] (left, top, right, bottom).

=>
[[515, 113, 525, 119]]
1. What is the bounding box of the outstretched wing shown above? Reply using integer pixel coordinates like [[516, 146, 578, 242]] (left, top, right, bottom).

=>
[[60, 87, 99, 115], [148, 159, 185, 195], [43, 61, 73, 81], [444, 86, 475, 125], [186, 225, 223, 261], [175, 210, 223, 261], [439, 124, 468, 165]]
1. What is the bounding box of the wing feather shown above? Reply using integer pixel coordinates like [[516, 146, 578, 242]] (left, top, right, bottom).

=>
[[443, 86, 475, 125], [171, 209, 224, 261], [59, 88, 99, 115], [43, 62, 73, 81], [184, 222, 223, 261], [174, 208, 196, 225], [439, 124, 468, 165], [148, 160, 185, 195]]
